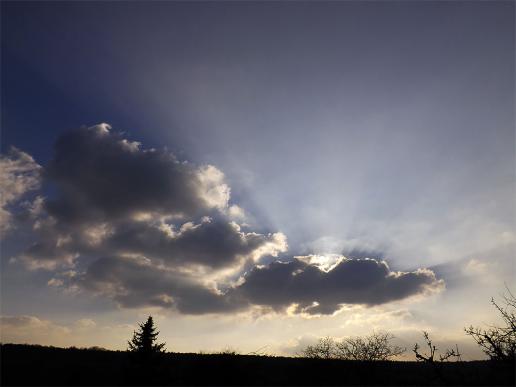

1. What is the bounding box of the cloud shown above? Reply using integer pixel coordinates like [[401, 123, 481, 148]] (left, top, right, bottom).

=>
[[4, 123, 443, 315], [15, 124, 286, 270], [429, 244, 514, 289], [102, 216, 283, 268], [233, 256, 444, 315], [18, 239, 79, 270], [44, 123, 230, 225], [0, 147, 42, 236], [70, 255, 248, 314], [74, 318, 97, 329]]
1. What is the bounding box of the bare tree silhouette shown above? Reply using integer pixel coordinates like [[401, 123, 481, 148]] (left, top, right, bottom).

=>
[[465, 287, 516, 362]]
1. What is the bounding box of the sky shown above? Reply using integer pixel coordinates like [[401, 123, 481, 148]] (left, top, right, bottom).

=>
[[0, 1, 514, 359]]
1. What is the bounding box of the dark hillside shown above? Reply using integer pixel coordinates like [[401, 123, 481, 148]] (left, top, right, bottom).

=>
[[1, 343, 514, 386]]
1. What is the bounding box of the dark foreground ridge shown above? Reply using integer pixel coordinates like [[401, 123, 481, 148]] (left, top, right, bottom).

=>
[[1, 344, 514, 386]]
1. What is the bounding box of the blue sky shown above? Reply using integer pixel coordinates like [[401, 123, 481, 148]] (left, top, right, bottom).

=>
[[1, 1, 514, 357]]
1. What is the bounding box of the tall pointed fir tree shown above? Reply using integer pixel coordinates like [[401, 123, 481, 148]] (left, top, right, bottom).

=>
[[128, 316, 166, 354]]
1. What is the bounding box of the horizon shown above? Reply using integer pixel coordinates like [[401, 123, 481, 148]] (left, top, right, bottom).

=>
[[0, 1, 514, 360]]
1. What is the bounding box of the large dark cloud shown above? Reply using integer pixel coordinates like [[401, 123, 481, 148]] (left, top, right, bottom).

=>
[[3, 123, 444, 315], [55, 254, 443, 316], [233, 257, 444, 315]]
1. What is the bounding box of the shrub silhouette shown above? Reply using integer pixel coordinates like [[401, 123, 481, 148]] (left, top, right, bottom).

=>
[[300, 332, 405, 360], [465, 287, 515, 362], [128, 315, 166, 354], [335, 332, 405, 361], [301, 336, 336, 359], [217, 347, 240, 355]]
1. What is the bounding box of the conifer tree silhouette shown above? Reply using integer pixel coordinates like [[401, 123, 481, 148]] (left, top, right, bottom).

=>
[[128, 316, 166, 354]]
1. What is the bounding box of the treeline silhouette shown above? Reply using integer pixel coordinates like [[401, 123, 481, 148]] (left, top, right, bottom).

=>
[[1, 289, 514, 386], [2, 343, 514, 386]]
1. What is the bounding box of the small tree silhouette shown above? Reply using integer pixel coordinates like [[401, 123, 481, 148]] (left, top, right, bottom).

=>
[[412, 331, 462, 385], [128, 316, 166, 354], [413, 331, 461, 363]]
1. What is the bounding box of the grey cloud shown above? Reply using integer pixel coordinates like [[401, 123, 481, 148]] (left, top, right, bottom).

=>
[[20, 215, 286, 270], [104, 217, 276, 268], [233, 257, 444, 315], [45, 123, 228, 225], [74, 255, 247, 314], [0, 315, 43, 327], [19, 239, 78, 270], [429, 244, 515, 290]]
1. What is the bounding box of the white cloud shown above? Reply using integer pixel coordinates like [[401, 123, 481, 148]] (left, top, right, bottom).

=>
[[197, 164, 230, 210], [228, 204, 246, 220], [0, 147, 42, 236]]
